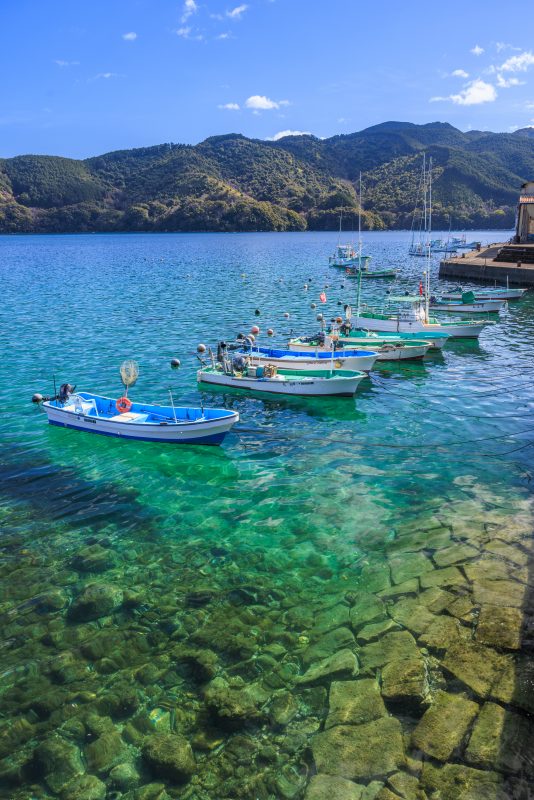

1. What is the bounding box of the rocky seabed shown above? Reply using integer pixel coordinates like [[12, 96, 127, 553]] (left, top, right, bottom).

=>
[[1, 485, 534, 800]]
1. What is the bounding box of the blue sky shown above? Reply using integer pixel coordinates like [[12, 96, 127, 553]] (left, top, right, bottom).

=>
[[1, 0, 534, 158]]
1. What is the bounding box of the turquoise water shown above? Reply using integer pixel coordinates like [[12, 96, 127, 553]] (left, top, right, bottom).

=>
[[1, 231, 533, 799]]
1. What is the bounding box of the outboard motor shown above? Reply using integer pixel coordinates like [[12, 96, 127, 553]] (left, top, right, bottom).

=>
[[232, 355, 246, 372], [58, 383, 75, 404], [217, 341, 227, 363], [340, 322, 351, 336]]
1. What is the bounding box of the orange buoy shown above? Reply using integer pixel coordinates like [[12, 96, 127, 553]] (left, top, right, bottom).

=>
[[116, 396, 132, 414]]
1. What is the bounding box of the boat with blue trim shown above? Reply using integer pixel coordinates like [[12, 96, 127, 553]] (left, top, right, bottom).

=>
[[37, 387, 238, 445], [235, 344, 378, 372]]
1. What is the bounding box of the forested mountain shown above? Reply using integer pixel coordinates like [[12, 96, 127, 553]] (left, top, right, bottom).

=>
[[1, 121, 532, 233]]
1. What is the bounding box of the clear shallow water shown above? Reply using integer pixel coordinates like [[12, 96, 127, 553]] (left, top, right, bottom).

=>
[[1, 231, 533, 799]]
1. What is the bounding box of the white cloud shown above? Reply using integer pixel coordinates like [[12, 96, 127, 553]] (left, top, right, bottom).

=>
[[216, 32, 231, 39], [218, 102, 240, 110], [267, 130, 311, 141], [496, 74, 523, 88], [54, 59, 79, 67], [337, 117, 346, 123], [245, 94, 281, 110], [471, 45, 484, 56], [122, 32, 137, 41], [94, 72, 121, 80], [451, 69, 469, 78], [181, 0, 198, 23], [431, 78, 497, 106], [176, 26, 191, 38], [499, 50, 534, 73], [525, 101, 534, 111], [226, 4, 248, 18]]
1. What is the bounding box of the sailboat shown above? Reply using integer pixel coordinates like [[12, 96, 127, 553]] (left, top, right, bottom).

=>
[[329, 209, 371, 269], [343, 175, 397, 279]]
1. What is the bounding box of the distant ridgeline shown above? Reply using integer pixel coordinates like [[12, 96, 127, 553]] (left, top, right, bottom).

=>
[[1, 122, 534, 233]]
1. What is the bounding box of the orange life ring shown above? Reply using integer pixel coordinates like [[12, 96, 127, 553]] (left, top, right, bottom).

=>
[[116, 396, 132, 414]]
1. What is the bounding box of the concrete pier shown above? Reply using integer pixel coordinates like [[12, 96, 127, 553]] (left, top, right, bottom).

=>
[[439, 243, 534, 286]]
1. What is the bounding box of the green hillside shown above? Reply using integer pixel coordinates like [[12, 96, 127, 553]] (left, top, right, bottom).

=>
[[0, 121, 530, 233]]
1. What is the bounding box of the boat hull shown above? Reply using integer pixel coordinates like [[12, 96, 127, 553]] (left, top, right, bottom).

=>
[[441, 289, 527, 301], [430, 300, 505, 313], [43, 396, 238, 445], [286, 340, 430, 361], [238, 350, 378, 372], [197, 370, 365, 396], [354, 314, 486, 339]]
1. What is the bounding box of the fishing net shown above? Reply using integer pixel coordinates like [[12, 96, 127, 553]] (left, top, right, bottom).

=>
[[120, 359, 139, 389]]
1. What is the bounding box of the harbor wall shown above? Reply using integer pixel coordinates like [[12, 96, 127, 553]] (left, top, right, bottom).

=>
[[439, 244, 534, 286]]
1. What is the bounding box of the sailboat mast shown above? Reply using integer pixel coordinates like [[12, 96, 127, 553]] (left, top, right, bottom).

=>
[[356, 172, 363, 319], [424, 157, 432, 323], [423, 153, 427, 242]]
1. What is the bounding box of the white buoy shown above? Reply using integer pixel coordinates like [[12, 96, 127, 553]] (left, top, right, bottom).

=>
[[197, 344, 206, 354], [170, 358, 181, 368], [283, 312, 290, 319], [310, 303, 317, 309], [251, 325, 260, 335], [267, 328, 274, 336]]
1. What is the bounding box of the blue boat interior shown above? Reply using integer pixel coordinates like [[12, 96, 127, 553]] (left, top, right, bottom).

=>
[[244, 347, 377, 359], [52, 392, 233, 424]]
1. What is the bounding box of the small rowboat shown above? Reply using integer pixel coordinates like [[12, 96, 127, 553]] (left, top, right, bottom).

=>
[[198, 365, 366, 397], [236, 345, 378, 372], [39, 390, 238, 445]]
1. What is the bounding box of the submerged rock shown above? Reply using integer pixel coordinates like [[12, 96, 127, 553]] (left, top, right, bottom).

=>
[[142, 733, 195, 783], [412, 690, 479, 761], [34, 736, 85, 793], [325, 679, 386, 729], [303, 627, 355, 667], [109, 761, 140, 789], [465, 701, 534, 776], [388, 552, 434, 585], [442, 641, 512, 699], [421, 762, 507, 800], [360, 631, 419, 672], [311, 718, 405, 780], [85, 730, 128, 772], [60, 774, 106, 800], [381, 658, 428, 713], [204, 677, 268, 728], [298, 649, 358, 686], [475, 605, 523, 649], [71, 544, 117, 573], [305, 774, 364, 800], [349, 594, 387, 630], [387, 597, 435, 635], [69, 583, 123, 621]]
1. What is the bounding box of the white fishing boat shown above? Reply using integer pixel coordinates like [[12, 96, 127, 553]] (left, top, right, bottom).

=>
[[32, 362, 239, 445], [355, 296, 490, 338], [198, 363, 366, 397], [287, 334, 432, 361], [36, 388, 238, 445], [235, 344, 378, 372], [441, 285, 528, 302], [429, 293, 506, 313]]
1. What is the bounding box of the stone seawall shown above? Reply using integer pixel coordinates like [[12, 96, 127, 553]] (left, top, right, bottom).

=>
[[439, 243, 534, 286]]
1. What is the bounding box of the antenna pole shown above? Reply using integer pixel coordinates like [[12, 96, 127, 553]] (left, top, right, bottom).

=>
[[356, 172, 363, 321], [53, 374, 57, 400]]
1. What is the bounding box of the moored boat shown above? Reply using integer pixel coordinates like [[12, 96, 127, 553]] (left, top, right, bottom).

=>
[[197, 364, 366, 397], [36, 388, 238, 445], [236, 345, 378, 372], [429, 293, 506, 313], [441, 286, 528, 302], [287, 334, 432, 361], [329, 243, 371, 269], [355, 296, 491, 338], [344, 267, 397, 279]]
